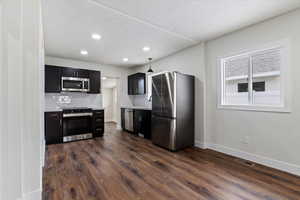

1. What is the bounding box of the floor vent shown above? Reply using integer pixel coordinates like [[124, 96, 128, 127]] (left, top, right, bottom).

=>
[[244, 161, 256, 167], [235, 159, 256, 167]]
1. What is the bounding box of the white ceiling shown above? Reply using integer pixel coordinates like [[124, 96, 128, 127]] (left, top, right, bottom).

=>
[[43, 0, 300, 67]]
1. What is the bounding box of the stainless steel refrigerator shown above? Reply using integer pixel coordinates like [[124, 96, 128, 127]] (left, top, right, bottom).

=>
[[151, 71, 195, 151]]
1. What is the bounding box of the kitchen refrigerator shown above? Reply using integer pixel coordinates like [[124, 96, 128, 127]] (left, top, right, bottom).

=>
[[151, 71, 195, 151]]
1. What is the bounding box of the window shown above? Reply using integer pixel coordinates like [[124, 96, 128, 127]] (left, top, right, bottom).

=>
[[238, 82, 265, 93], [219, 41, 290, 112]]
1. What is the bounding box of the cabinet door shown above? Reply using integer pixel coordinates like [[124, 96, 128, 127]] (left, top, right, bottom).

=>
[[133, 110, 142, 135], [143, 110, 152, 139], [134, 110, 151, 139], [136, 74, 146, 94], [78, 69, 90, 78], [128, 75, 134, 95], [121, 108, 125, 130], [89, 70, 101, 94], [62, 67, 78, 77], [128, 73, 146, 95], [45, 112, 62, 145], [45, 65, 61, 93]]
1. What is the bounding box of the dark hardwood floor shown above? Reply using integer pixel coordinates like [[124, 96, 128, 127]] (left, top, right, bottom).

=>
[[43, 123, 300, 200]]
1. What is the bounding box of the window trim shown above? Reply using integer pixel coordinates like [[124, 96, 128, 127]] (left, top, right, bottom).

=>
[[217, 39, 291, 113]]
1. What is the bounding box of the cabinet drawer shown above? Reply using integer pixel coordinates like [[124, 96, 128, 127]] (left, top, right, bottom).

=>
[[94, 127, 104, 137], [95, 127, 104, 132], [93, 111, 104, 116], [95, 118, 104, 123], [94, 122, 104, 128]]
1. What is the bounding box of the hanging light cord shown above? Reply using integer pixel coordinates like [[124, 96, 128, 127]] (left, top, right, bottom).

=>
[[147, 58, 153, 73]]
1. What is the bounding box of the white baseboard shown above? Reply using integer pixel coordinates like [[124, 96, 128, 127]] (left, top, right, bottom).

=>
[[18, 189, 41, 200], [194, 140, 207, 149], [207, 143, 300, 177], [194, 140, 300, 176]]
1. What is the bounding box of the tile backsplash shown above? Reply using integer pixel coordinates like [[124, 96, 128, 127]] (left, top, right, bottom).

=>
[[130, 95, 152, 108], [45, 93, 103, 111]]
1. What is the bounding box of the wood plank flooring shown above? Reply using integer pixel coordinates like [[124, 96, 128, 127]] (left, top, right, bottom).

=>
[[43, 123, 300, 200]]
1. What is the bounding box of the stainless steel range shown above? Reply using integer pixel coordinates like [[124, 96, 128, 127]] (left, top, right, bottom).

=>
[[62, 107, 93, 142]]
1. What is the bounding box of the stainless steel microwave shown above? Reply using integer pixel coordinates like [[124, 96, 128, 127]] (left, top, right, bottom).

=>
[[61, 77, 90, 92]]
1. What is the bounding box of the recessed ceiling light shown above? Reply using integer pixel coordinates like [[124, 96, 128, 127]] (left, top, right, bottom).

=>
[[91, 33, 102, 40], [143, 46, 151, 52], [102, 77, 107, 80], [123, 58, 129, 62], [80, 50, 88, 55]]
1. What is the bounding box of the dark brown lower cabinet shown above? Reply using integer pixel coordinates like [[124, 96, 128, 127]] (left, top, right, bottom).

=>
[[93, 110, 104, 137], [134, 110, 152, 139], [121, 108, 152, 139], [121, 108, 125, 130], [45, 112, 63, 145]]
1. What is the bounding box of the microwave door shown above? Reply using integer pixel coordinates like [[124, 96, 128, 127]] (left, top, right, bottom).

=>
[[62, 78, 83, 92]]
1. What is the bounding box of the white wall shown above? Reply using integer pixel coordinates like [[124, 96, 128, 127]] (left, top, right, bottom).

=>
[[45, 56, 133, 127], [131, 43, 206, 144], [0, 0, 44, 199], [112, 87, 118, 122], [205, 9, 300, 175], [103, 88, 114, 122], [0, 2, 3, 199]]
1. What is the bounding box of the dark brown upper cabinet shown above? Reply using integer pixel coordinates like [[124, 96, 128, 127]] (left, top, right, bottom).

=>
[[128, 73, 146, 95], [62, 67, 89, 78], [45, 65, 62, 93], [88, 70, 101, 94], [45, 65, 101, 94]]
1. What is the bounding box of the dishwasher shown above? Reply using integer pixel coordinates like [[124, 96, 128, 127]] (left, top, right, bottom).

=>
[[124, 109, 134, 132]]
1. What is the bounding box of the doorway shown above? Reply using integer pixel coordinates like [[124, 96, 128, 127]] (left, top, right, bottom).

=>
[[102, 77, 119, 124]]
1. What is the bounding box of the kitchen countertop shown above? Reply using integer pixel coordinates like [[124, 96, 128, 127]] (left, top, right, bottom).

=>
[[121, 106, 152, 110], [44, 107, 104, 112], [44, 107, 63, 112]]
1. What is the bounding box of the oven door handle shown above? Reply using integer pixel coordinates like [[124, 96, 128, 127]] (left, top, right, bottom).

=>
[[63, 113, 93, 118]]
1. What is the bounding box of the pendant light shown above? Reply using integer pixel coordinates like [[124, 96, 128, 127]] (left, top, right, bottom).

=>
[[147, 58, 154, 73]]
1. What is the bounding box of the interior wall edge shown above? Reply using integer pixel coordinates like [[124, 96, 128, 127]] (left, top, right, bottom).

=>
[[194, 140, 207, 149], [17, 189, 42, 200]]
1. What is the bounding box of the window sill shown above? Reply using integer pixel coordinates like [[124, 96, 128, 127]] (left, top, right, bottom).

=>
[[217, 104, 291, 113]]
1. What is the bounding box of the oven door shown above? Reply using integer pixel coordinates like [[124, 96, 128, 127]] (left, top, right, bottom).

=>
[[61, 77, 85, 92], [62, 114, 93, 142]]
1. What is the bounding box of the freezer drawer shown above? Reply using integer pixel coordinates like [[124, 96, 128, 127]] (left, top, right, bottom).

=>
[[151, 115, 176, 151]]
